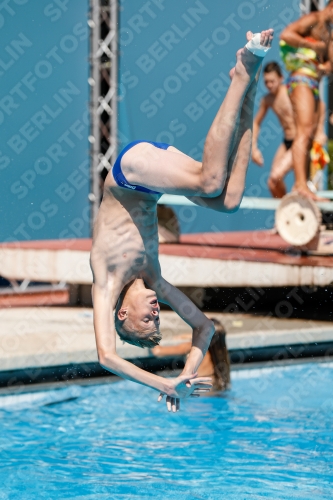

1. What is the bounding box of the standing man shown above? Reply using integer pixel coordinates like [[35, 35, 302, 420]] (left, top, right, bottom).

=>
[[280, 3, 333, 200], [252, 61, 328, 198], [252, 61, 295, 198]]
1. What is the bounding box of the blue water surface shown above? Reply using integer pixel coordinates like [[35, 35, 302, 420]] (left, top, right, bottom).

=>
[[1, 362, 333, 499]]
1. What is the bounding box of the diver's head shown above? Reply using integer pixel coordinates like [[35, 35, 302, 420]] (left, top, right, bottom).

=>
[[263, 61, 283, 95], [115, 279, 162, 348]]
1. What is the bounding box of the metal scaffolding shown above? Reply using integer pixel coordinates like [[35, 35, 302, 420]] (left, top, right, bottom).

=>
[[300, 0, 327, 13], [89, 0, 118, 226]]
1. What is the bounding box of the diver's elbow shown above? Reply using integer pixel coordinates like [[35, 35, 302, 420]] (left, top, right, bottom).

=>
[[98, 349, 117, 368]]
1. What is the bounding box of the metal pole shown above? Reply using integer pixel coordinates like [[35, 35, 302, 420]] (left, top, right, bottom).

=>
[[89, 0, 101, 229], [300, 0, 311, 14], [110, 0, 118, 166], [88, 0, 118, 233]]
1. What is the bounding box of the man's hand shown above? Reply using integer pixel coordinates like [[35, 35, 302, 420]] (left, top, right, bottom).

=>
[[157, 373, 212, 413], [314, 131, 328, 146], [318, 61, 332, 77], [252, 147, 264, 166]]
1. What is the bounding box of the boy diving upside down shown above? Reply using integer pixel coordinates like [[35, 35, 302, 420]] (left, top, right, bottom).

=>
[[90, 30, 274, 412]]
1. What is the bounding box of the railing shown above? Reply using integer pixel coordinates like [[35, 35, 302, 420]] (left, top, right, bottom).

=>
[[159, 193, 333, 212]]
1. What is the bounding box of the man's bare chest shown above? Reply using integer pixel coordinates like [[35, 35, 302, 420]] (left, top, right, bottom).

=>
[[269, 91, 293, 124], [272, 99, 292, 122], [310, 22, 331, 54]]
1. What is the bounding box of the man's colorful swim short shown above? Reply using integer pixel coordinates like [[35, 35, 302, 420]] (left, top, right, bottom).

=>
[[279, 39, 319, 79], [286, 74, 319, 100], [280, 39, 320, 99]]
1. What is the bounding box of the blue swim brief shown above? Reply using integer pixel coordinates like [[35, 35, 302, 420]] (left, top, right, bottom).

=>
[[112, 140, 170, 194]]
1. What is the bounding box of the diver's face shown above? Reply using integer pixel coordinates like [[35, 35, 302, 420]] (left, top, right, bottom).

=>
[[264, 71, 282, 94], [127, 288, 160, 332]]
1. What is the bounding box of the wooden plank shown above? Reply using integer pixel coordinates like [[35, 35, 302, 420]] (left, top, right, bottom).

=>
[[1, 232, 333, 287], [159, 254, 333, 287], [0, 289, 69, 308]]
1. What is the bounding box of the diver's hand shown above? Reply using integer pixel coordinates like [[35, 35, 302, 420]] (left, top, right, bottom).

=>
[[252, 147, 264, 166], [157, 373, 212, 412]]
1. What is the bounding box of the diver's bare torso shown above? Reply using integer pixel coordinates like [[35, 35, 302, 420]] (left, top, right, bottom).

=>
[[264, 84, 295, 140], [91, 171, 161, 290]]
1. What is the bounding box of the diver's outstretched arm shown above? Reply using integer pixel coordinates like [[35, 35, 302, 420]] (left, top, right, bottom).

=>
[[155, 277, 215, 376], [92, 280, 211, 408]]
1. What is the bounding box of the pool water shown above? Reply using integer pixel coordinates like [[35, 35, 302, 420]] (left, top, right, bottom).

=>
[[1, 361, 333, 499]]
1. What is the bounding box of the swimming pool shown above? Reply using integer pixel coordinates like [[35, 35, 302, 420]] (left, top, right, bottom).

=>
[[1, 361, 333, 499]]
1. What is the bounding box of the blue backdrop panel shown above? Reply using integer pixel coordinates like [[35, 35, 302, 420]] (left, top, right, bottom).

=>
[[1, 0, 89, 242], [118, 0, 300, 233]]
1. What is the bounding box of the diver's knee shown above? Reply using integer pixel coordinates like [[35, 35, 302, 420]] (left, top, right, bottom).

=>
[[222, 191, 243, 213], [201, 181, 223, 198]]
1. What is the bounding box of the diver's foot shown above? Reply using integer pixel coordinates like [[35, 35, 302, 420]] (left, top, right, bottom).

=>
[[233, 29, 274, 83]]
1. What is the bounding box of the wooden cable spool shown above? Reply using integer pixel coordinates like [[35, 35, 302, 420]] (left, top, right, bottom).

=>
[[275, 192, 322, 248]]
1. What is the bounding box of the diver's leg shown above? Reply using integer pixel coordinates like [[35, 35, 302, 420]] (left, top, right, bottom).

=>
[[188, 66, 260, 212], [121, 30, 273, 198], [197, 32, 267, 197]]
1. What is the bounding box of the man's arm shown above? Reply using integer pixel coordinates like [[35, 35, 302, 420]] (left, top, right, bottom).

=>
[[318, 33, 333, 75], [280, 13, 326, 55], [155, 278, 215, 375], [252, 97, 269, 166]]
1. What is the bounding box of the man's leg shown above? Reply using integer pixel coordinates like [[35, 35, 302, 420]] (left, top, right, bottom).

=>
[[289, 84, 319, 199], [268, 143, 293, 198]]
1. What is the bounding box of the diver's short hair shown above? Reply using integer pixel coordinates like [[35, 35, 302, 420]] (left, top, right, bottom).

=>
[[263, 61, 282, 77], [115, 319, 162, 349], [114, 292, 162, 349]]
